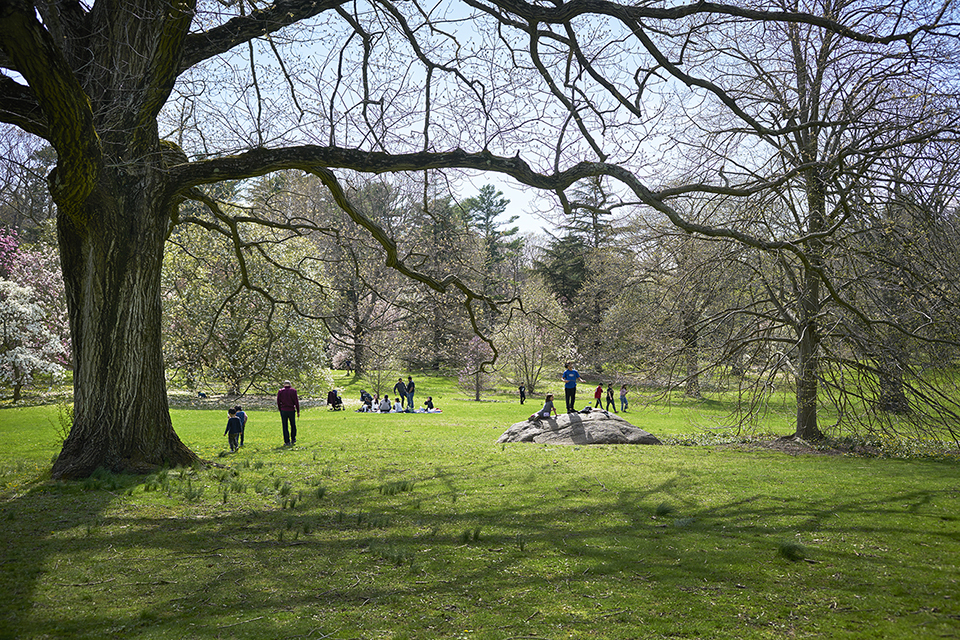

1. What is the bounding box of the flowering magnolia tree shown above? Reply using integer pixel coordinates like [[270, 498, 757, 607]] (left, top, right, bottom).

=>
[[0, 231, 70, 402], [0, 229, 18, 276], [0, 279, 66, 402]]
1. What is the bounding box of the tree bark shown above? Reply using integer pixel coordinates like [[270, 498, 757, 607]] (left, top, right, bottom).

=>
[[794, 166, 826, 442], [877, 350, 910, 414], [51, 166, 198, 479], [681, 308, 701, 398]]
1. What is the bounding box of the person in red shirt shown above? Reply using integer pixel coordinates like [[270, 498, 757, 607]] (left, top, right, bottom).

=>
[[277, 380, 300, 446], [594, 384, 603, 408]]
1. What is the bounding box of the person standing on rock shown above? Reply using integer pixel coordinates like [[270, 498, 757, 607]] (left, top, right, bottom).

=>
[[562, 362, 584, 413], [277, 380, 300, 446]]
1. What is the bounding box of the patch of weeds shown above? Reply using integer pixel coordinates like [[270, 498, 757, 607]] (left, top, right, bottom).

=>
[[180, 477, 204, 502], [82, 467, 131, 492], [52, 401, 73, 446], [229, 479, 246, 494], [371, 542, 416, 567], [353, 512, 390, 529], [0, 459, 38, 484], [778, 540, 808, 562], [212, 468, 235, 483], [252, 460, 265, 469], [655, 502, 674, 518], [314, 485, 327, 500], [673, 517, 697, 528], [84, 515, 107, 536], [370, 514, 391, 528], [460, 526, 482, 543], [378, 479, 416, 495], [143, 469, 171, 493], [515, 534, 525, 552], [278, 481, 293, 497]]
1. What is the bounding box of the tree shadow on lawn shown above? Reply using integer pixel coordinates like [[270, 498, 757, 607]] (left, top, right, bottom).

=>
[[1, 472, 959, 638]]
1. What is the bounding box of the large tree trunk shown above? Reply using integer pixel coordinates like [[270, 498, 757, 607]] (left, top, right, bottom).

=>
[[795, 294, 822, 440], [794, 166, 826, 442], [681, 309, 701, 398], [51, 167, 198, 479], [877, 349, 910, 414]]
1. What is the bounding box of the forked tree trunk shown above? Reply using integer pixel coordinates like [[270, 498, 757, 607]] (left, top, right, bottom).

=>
[[794, 168, 826, 442], [51, 167, 198, 479]]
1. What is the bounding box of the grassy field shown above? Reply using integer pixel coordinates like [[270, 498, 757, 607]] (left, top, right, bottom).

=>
[[0, 373, 958, 639]]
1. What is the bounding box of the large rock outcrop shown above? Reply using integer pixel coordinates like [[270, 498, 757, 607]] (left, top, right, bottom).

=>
[[498, 410, 662, 445]]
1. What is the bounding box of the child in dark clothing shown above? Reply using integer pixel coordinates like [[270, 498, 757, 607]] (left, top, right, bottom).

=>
[[235, 405, 248, 446], [605, 385, 617, 413], [225, 407, 243, 452]]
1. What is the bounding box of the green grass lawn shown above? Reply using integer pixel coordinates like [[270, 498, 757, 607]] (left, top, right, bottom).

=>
[[0, 375, 958, 639]]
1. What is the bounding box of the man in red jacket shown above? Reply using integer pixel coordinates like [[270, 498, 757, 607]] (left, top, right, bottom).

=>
[[277, 380, 300, 446]]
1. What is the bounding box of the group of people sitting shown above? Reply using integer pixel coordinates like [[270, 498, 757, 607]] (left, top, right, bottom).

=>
[[356, 389, 440, 413]]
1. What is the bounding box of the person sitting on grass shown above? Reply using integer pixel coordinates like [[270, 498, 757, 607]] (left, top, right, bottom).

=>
[[359, 390, 374, 411], [529, 394, 558, 422], [424, 396, 434, 410], [378, 396, 392, 412], [393, 396, 404, 413]]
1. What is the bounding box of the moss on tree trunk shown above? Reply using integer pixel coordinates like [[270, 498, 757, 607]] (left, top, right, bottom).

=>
[[51, 167, 198, 479]]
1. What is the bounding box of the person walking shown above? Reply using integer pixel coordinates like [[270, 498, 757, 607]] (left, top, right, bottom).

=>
[[519, 384, 526, 405], [594, 383, 603, 408], [620, 384, 628, 412], [225, 407, 243, 453], [605, 384, 618, 413], [562, 362, 584, 413], [277, 380, 300, 446], [394, 377, 408, 408], [235, 405, 248, 446], [406, 376, 416, 410]]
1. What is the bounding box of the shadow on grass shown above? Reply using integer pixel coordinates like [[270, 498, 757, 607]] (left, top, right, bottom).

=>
[[1, 461, 959, 639]]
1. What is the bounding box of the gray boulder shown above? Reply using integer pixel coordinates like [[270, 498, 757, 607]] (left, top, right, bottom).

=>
[[498, 410, 662, 445]]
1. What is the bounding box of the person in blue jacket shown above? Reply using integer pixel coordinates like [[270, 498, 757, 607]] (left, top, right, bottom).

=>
[[562, 362, 584, 413]]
